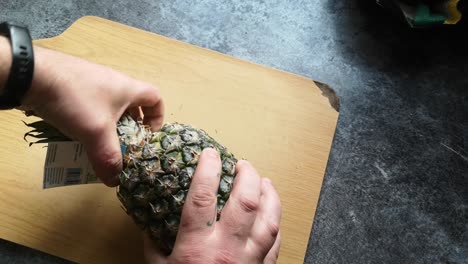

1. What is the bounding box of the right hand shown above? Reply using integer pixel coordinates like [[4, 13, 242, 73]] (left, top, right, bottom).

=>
[[144, 148, 282, 263]]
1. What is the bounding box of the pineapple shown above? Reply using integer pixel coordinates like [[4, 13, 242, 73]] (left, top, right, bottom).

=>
[[24, 113, 237, 254], [116, 115, 237, 253]]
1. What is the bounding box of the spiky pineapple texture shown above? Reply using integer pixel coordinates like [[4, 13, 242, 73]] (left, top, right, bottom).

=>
[[116, 115, 237, 254], [24, 113, 237, 254]]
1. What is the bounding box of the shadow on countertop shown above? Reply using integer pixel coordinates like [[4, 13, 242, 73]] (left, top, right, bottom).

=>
[[307, 1, 467, 264], [329, 0, 468, 77]]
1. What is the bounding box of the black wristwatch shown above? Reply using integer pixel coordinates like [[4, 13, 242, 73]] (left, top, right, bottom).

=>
[[0, 22, 34, 110]]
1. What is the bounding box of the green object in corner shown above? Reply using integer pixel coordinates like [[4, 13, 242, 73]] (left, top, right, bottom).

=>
[[377, 0, 464, 28], [409, 4, 447, 26]]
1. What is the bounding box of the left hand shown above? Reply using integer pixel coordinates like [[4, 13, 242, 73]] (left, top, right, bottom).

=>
[[19, 46, 164, 187]]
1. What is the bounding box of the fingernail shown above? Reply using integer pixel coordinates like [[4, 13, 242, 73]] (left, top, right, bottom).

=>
[[263, 178, 272, 186], [111, 174, 121, 186], [100, 173, 120, 187], [236, 159, 249, 167], [204, 148, 219, 158]]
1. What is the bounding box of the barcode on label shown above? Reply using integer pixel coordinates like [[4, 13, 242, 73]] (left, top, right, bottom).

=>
[[44, 167, 64, 185], [65, 168, 82, 185], [43, 142, 99, 189], [45, 144, 58, 165]]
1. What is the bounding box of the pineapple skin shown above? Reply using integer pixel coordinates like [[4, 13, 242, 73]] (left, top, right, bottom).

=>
[[116, 115, 237, 254]]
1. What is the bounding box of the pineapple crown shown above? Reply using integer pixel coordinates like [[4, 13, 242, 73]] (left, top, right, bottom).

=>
[[23, 112, 147, 147]]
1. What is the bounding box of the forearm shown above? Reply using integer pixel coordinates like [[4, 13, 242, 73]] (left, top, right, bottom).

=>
[[0, 36, 12, 95]]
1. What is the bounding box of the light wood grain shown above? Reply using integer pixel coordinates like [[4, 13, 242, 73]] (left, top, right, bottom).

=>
[[0, 16, 338, 264]]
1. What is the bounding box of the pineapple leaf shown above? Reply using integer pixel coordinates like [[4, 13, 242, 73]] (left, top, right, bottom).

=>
[[27, 138, 60, 147], [22, 120, 71, 145]]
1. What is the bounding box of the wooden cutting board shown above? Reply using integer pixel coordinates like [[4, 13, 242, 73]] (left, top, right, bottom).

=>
[[0, 16, 339, 264]]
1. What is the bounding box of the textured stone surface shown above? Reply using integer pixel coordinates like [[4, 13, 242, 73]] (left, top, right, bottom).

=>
[[1, 1, 467, 263], [0, 239, 70, 264]]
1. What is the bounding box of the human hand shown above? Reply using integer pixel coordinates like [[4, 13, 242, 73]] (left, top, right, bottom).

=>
[[19, 46, 164, 187], [144, 148, 282, 264]]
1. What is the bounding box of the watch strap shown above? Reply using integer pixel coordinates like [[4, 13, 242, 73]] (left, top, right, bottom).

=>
[[0, 22, 34, 109]]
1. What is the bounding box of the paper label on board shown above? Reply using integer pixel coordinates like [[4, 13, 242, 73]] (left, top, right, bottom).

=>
[[43, 142, 100, 189]]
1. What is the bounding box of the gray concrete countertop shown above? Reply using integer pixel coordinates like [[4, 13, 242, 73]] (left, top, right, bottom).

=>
[[1, 1, 467, 263]]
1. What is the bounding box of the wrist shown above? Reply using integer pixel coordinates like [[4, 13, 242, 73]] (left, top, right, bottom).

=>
[[0, 36, 12, 95], [19, 45, 55, 110]]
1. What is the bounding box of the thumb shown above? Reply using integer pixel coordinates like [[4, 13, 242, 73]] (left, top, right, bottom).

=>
[[84, 125, 122, 187]]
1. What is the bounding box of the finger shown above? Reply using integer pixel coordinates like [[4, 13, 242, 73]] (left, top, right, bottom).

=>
[[219, 160, 261, 240], [143, 234, 167, 264], [128, 106, 143, 121], [130, 82, 164, 131], [84, 124, 122, 187], [178, 148, 221, 236], [141, 101, 164, 131], [263, 230, 281, 264], [250, 178, 281, 257]]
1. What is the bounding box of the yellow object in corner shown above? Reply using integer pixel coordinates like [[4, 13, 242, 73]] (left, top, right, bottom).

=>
[[444, 0, 462, 24]]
